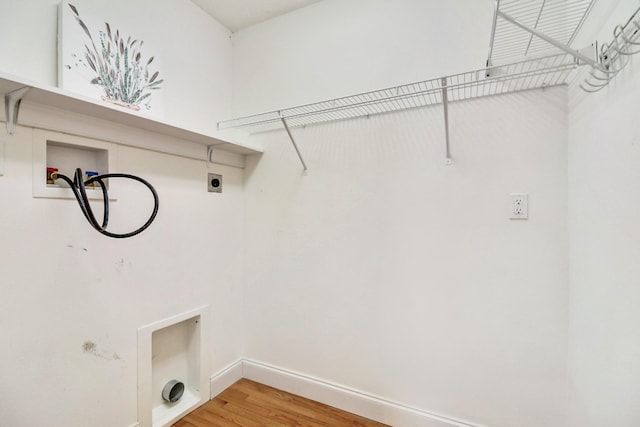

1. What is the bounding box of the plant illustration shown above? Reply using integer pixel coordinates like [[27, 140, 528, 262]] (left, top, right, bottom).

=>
[[67, 3, 163, 110]]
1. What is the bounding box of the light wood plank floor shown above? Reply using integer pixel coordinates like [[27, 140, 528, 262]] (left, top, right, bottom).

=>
[[172, 379, 390, 427]]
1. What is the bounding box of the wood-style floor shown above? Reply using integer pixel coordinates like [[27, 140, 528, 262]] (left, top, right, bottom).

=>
[[172, 379, 390, 427]]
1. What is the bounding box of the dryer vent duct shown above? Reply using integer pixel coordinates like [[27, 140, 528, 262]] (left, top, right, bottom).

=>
[[162, 380, 185, 403]]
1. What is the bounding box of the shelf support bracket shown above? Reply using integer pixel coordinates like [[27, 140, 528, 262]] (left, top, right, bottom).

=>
[[486, 0, 501, 76], [497, 10, 605, 71], [441, 78, 452, 166], [280, 117, 308, 173], [4, 86, 31, 135]]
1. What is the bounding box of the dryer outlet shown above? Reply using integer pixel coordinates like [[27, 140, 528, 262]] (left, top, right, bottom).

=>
[[208, 173, 222, 193]]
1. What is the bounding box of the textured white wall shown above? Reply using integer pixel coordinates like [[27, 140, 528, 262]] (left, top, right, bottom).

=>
[[567, 1, 640, 426], [0, 0, 233, 135], [242, 87, 569, 427]]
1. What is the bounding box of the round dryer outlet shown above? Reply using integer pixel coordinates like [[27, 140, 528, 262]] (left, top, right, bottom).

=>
[[208, 173, 222, 193]]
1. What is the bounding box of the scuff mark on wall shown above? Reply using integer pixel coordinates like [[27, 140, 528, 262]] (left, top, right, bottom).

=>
[[82, 341, 121, 361], [82, 341, 97, 352]]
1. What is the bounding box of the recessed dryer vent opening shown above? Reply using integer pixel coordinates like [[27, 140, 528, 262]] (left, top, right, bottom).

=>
[[137, 307, 210, 427]]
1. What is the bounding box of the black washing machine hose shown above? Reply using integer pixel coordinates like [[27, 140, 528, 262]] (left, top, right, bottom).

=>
[[53, 168, 159, 238]]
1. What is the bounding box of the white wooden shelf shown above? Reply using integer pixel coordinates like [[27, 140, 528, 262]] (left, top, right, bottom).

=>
[[0, 72, 261, 156]]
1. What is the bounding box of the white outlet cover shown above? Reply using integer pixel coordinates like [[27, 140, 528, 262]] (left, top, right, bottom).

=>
[[509, 193, 529, 220], [0, 141, 5, 176]]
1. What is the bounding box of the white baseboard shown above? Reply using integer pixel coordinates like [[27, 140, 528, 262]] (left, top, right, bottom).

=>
[[209, 359, 244, 399], [210, 359, 486, 427]]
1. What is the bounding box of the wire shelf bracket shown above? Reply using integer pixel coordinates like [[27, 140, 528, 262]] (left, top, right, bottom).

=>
[[496, 10, 604, 72], [280, 116, 308, 173], [486, 0, 598, 67], [4, 86, 31, 135], [441, 77, 452, 165]]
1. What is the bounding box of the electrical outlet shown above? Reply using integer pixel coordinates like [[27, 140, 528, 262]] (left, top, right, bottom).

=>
[[208, 173, 222, 193], [509, 193, 528, 220]]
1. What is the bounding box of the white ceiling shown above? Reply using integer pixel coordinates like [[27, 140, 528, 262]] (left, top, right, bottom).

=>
[[191, 0, 323, 32]]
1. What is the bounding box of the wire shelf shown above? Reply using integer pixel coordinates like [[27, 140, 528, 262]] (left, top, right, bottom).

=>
[[488, 0, 597, 65], [218, 54, 578, 133]]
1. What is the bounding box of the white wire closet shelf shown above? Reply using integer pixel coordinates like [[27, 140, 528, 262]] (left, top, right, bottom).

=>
[[217, 2, 640, 171], [487, 0, 597, 65], [217, 53, 579, 134]]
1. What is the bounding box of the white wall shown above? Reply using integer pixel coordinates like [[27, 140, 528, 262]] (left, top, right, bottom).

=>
[[2, 1, 637, 426], [0, 2, 243, 427], [566, 1, 640, 426], [231, 0, 494, 117], [0, 0, 232, 135], [236, 3, 569, 426], [0, 122, 245, 427], [242, 87, 569, 426]]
